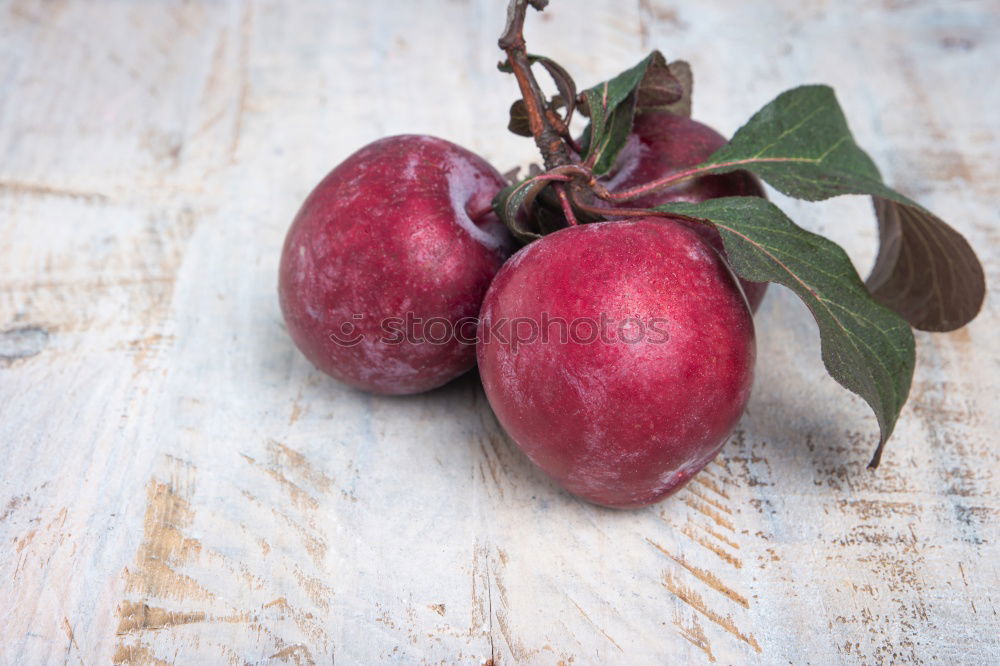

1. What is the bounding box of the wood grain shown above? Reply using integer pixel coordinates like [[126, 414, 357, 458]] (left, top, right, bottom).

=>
[[1, 0, 997, 663]]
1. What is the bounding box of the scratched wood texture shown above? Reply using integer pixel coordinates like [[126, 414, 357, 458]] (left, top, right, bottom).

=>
[[1, 0, 997, 664]]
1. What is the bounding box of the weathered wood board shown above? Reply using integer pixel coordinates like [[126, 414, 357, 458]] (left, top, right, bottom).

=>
[[1, 0, 998, 663]]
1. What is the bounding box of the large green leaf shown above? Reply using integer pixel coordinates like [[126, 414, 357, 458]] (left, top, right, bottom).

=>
[[701, 85, 886, 199], [695, 85, 984, 331], [655, 197, 915, 466]]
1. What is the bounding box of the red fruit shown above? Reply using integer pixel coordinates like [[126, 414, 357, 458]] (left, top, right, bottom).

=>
[[477, 218, 755, 508], [600, 111, 769, 311], [279, 135, 511, 395]]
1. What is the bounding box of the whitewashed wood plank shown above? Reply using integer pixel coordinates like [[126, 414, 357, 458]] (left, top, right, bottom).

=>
[[0, 0, 997, 664]]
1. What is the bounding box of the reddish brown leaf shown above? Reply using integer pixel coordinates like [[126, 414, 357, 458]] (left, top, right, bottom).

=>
[[867, 197, 985, 332]]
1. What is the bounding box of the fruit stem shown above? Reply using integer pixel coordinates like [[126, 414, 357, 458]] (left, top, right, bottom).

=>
[[498, 0, 702, 229], [467, 203, 496, 223], [569, 192, 648, 219], [597, 165, 713, 202], [554, 184, 578, 226], [568, 190, 719, 232]]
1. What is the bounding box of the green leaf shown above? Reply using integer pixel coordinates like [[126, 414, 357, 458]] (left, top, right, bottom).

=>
[[693, 85, 985, 331], [581, 51, 682, 175], [586, 92, 638, 175], [492, 175, 552, 243], [700, 85, 885, 199], [655, 197, 915, 467]]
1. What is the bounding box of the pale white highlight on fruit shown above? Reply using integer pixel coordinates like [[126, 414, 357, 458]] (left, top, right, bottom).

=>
[[444, 153, 507, 251], [657, 438, 726, 492], [601, 134, 649, 191], [356, 345, 421, 384], [685, 238, 715, 265], [402, 152, 421, 181], [295, 244, 309, 283]]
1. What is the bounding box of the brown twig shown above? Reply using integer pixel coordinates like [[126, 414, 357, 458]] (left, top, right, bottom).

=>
[[499, 0, 573, 170], [564, 134, 584, 156], [554, 184, 579, 226], [534, 163, 602, 192]]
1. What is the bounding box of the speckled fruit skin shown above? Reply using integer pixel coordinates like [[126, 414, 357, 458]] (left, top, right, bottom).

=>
[[279, 135, 511, 395], [477, 218, 755, 508], [601, 111, 769, 311]]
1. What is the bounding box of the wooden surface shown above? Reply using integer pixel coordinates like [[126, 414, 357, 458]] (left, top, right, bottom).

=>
[[1, 1, 998, 664]]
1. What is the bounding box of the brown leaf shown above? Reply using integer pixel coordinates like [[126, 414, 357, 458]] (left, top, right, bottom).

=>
[[664, 60, 692, 117], [634, 52, 683, 111], [534, 58, 577, 123], [507, 100, 532, 137], [867, 196, 985, 332]]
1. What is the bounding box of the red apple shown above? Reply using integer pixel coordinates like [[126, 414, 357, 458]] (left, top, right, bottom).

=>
[[279, 135, 512, 395], [477, 217, 755, 508], [600, 111, 769, 311]]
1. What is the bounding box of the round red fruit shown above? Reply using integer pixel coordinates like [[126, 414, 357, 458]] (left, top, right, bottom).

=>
[[279, 135, 512, 394], [601, 111, 768, 311], [477, 217, 755, 508]]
